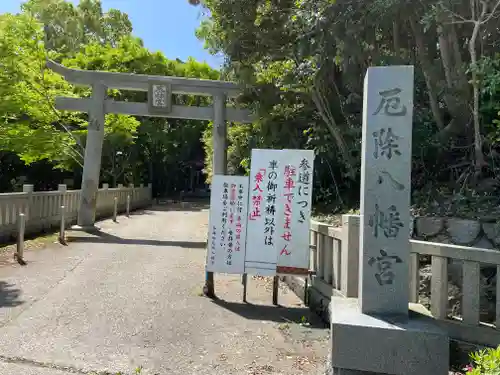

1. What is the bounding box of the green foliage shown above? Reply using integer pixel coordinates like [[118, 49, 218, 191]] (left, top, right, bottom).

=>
[[0, 0, 220, 195], [22, 0, 132, 54], [465, 346, 500, 374], [478, 55, 500, 147], [66, 37, 220, 192], [0, 12, 80, 166], [0, 11, 140, 169], [202, 120, 259, 184], [196, 0, 500, 214], [201, 123, 214, 183]]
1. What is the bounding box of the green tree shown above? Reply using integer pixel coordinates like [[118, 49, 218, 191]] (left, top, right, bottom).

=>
[[22, 0, 132, 54], [0, 13, 81, 166], [194, 0, 500, 214], [1, 1, 221, 196], [64, 36, 219, 191]]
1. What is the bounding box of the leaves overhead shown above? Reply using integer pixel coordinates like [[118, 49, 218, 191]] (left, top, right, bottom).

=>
[[0, 12, 79, 166], [195, 0, 500, 215], [0, 0, 219, 196]]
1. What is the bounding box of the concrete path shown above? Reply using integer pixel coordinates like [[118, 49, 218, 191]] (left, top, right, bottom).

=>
[[0, 203, 329, 375]]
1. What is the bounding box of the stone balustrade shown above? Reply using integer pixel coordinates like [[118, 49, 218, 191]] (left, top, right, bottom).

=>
[[282, 214, 500, 348], [0, 183, 152, 241]]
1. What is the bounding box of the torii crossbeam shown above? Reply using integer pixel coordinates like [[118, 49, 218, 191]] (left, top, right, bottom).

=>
[[48, 60, 253, 230]]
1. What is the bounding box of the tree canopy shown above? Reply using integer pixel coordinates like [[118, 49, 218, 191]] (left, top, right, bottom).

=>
[[193, 0, 500, 217], [4, 0, 500, 217], [0, 0, 218, 196]]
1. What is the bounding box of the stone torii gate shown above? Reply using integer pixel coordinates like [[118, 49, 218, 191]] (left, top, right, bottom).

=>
[[47, 60, 253, 230]]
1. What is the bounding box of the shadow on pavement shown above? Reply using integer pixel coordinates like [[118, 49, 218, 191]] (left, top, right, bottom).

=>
[[211, 298, 328, 328], [0, 281, 23, 308], [66, 230, 207, 249]]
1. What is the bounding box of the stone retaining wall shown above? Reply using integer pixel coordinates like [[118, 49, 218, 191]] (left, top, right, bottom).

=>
[[411, 216, 500, 249]]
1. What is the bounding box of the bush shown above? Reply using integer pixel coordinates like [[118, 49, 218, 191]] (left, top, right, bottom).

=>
[[464, 346, 500, 374]]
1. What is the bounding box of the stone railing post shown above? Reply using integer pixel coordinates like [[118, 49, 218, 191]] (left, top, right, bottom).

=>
[[310, 229, 318, 273], [116, 184, 123, 212], [16, 213, 25, 264], [102, 183, 109, 189], [22, 184, 34, 222], [113, 197, 118, 222], [58, 184, 67, 207], [340, 214, 360, 298], [316, 228, 325, 280]]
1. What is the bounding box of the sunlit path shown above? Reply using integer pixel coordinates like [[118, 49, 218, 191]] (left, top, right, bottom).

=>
[[0, 203, 329, 375]]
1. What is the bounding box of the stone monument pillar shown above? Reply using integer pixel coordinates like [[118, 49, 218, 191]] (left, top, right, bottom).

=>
[[328, 66, 449, 375], [358, 65, 413, 316]]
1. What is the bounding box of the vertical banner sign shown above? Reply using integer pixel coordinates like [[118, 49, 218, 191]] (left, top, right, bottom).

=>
[[245, 149, 315, 276], [206, 175, 249, 274], [359, 66, 414, 316], [276, 149, 314, 275], [245, 149, 281, 276]]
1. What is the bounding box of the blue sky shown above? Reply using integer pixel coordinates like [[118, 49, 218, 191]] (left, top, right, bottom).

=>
[[0, 0, 223, 68]]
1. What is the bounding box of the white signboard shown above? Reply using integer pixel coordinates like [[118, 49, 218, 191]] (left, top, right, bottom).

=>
[[245, 149, 315, 276], [245, 149, 281, 276], [276, 149, 314, 275], [206, 175, 249, 274]]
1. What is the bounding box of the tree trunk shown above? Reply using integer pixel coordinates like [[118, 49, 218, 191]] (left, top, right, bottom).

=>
[[409, 10, 470, 141], [311, 79, 356, 180], [408, 16, 444, 130], [437, 24, 454, 88], [450, 25, 465, 82], [469, 20, 486, 169], [393, 20, 401, 53]]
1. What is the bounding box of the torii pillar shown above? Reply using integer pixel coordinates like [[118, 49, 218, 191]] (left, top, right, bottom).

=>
[[78, 83, 107, 229], [204, 93, 227, 296]]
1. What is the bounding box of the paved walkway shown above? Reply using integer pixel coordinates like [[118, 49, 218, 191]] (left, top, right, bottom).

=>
[[0, 203, 329, 375]]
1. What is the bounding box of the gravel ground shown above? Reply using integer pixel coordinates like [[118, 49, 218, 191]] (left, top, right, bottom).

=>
[[0, 203, 330, 375]]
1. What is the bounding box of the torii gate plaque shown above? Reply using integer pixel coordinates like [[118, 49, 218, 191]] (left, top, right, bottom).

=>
[[48, 60, 253, 296]]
